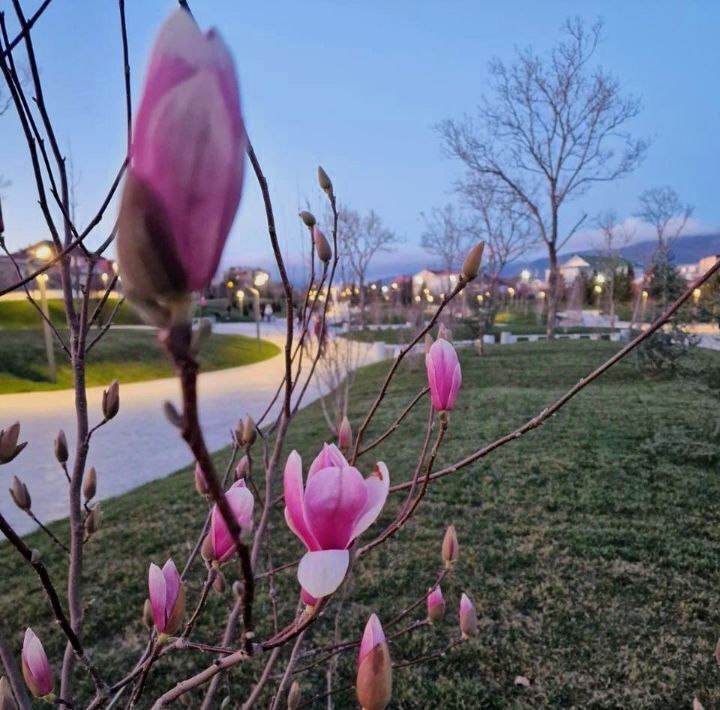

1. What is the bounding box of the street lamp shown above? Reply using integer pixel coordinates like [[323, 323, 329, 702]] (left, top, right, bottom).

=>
[[33, 246, 57, 383]]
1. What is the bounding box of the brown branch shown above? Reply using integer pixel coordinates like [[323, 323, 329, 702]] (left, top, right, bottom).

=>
[[393, 637, 464, 669], [0, 0, 53, 59], [181, 567, 217, 639]]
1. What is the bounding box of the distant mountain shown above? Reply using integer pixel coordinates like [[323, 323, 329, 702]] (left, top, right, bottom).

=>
[[506, 233, 720, 277]]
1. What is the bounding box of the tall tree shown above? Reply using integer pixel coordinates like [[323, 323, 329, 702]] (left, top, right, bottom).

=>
[[420, 203, 470, 274], [636, 185, 693, 249], [439, 17, 647, 338]]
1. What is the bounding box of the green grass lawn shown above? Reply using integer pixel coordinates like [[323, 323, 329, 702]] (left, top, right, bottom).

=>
[[0, 329, 280, 393], [1, 341, 720, 707]]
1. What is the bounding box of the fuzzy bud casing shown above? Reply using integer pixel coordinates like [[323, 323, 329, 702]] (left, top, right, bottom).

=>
[[85, 504, 101, 536], [461, 241, 485, 282], [0, 422, 26, 465], [102, 381, 120, 420], [287, 680, 301, 710], [441, 524, 458, 567], [337, 416, 352, 451], [54, 430, 69, 464], [317, 166, 333, 195], [83, 466, 97, 501], [356, 615, 392, 710], [299, 210, 316, 227], [242, 415, 257, 447], [10, 477, 31, 512], [459, 593, 478, 638], [312, 226, 332, 263]]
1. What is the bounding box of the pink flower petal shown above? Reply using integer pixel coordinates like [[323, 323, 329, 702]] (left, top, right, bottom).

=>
[[211, 485, 255, 562], [308, 443, 349, 479], [358, 613, 386, 667], [22, 629, 50, 691], [350, 462, 390, 540], [283, 451, 319, 551], [297, 549, 350, 598], [162, 559, 180, 614], [303, 466, 367, 549], [148, 562, 167, 630]]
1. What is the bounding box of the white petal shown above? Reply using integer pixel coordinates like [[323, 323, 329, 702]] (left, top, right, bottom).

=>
[[297, 549, 349, 598]]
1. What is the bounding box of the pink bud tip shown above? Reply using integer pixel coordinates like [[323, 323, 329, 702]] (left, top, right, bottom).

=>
[[148, 558, 184, 635], [425, 338, 462, 412], [459, 592, 478, 638], [337, 416, 352, 450], [358, 613, 386, 667], [427, 585, 445, 622], [21, 628, 53, 698]]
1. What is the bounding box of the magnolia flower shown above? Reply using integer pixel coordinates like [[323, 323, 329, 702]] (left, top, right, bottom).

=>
[[21, 628, 53, 699], [459, 593, 478, 638], [117, 9, 246, 323], [426, 338, 462, 412], [284, 444, 389, 598], [356, 614, 392, 710], [148, 558, 185, 635], [427, 585, 445, 622], [209, 479, 255, 563]]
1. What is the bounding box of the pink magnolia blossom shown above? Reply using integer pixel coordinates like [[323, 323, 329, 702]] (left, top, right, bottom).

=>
[[356, 614, 392, 710], [426, 585, 445, 622], [117, 8, 246, 303], [148, 558, 185, 635], [283, 444, 390, 598], [425, 338, 462, 412], [210, 479, 255, 563], [459, 592, 478, 638], [21, 628, 53, 698]]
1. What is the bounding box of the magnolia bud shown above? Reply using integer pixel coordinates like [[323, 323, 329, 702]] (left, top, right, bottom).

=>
[[441, 524, 458, 567], [243, 415, 257, 447], [0, 422, 26, 465], [317, 166, 333, 195], [459, 593, 478, 638], [426, 585, 445, 623], [102, 381, 120, 420], [438, 323, 452, 342], [356, 615, 392, 710], [313, 226, 332, 263], [461, 241, 485, 282], [83, 466, 97, 501], [424, 334, 434, 354], [85, 504, 101, 536], [201, 535, 214, 562], [0, 675, 16, 710], [143, 599, 154, 629], [287, 680, 301, 710], [212, 571, 226, 595], [234, 419, 244, 446], [10, 476, 31, 512], [234, 455, 249, 482], [54, 430, 69, 464], [164, 401, 183, 428], [299, 210, 316, 227], [338, 416, 352, 451], [194, 463, 209, 496]]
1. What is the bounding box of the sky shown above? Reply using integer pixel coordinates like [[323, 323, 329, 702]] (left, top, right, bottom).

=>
[[1, 0, 719, 281]]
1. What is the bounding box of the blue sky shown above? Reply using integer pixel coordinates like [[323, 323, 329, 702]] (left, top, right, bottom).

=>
[[2, 0, 719, 280]]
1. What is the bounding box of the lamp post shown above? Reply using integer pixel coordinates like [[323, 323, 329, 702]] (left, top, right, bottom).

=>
[[34, 253, 57, 383]]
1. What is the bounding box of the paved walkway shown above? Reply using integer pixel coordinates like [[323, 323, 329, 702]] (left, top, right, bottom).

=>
[[0, 322, 377, 535]]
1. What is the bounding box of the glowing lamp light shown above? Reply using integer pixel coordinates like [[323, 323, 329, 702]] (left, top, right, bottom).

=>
[[693, 288, 702, 303], [596, 273, 606, 285], [642, 290, 649, 301], [520, 269, 531, 281], [34, 245, 53, 261], [507, 287, 515, 297], [226, 280, 235, 289], [254, 271, 269, 287], [593, 284, 602, 294]]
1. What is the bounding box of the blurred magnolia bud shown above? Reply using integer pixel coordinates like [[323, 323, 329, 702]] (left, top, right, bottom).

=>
[[143, 599, 154, 629], [234, 455, 249, 482], [461, 241, 485, 282], [232, 580, 243, 599], [338, 416, 352, 451], [212, 571, 226, 594], [317, 166, 333, 195], [356, 614, 392, 710], [0, 422, 26, 465], [85, 504, 101, 536], [54, 429, 69, 464], [312, 226, 332, 263], [234, 419, 244, 446], [441, 524, 458, 567], [83, 466, 97, 501], [102, 381, 120, 420], [459, 593, 478, 638], [242, 415, 257, 447], [201, 534, 214, 562], [287, 680, 301, 710], [438, 323, 452, 342], [191, 318, 213, 353], [194, 463, 209, 496], [220, 697, 231, 710], [10, 476, 31, 512], [426, 585, 445, 623], [424, 334, 434, 354], [164, 401, 183, 428], [0, 675, 16, 710], [299, 210, 316, 227]]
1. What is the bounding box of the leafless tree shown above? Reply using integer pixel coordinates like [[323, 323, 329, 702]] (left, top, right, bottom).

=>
[[420, 203, 470, 274], [439, 17, 647, 338], [338, 204, 400, 327], [636, 185, 693, 248]]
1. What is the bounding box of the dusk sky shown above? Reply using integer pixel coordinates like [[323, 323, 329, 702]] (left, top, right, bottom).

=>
[[2, 0, 719, 281]]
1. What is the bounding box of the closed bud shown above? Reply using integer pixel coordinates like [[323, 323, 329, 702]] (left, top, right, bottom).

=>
[[212, 571, 226, 594], [194, 463, 209, 496], [424, 334, 434, 354], [337, 416, 352, 451], [234, 455, 249, 482], [163, 401, 183, 428], [83, 466, 97, 501], [143, 599, 155, 629], [299, 210, 316, 227], [0, 422, 26, 465], [242, 415, 257, 447], [426, 585, 445, 623], [0, 675, 16, 710], [438, 323, 452, 342], [10, 476, 31, 512], [312, 226, 332, 263], [201, 534, 214, 562], [441, 524, 458, 567], [317, 166, 333, 195], [102, 381, 120, 420], [356, 615, 392, 710], [54, 430, 69, 464], [21, 629, 53, 699], [459, 593, 478, 638], [287, 680, 301, 710], [461, 241, 485, 282], [85, 504, 101, 536], [234, 419, 244, 446]]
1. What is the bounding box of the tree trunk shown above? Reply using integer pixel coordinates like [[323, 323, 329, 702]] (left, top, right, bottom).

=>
[[546, 244, 558, 340], [359, 276, 367, 329]]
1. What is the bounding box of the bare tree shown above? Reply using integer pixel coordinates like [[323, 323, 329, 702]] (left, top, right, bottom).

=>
[[636, 185, 693, 248], [439, 17, 647, 338], [338, 205, 400, 327], [420, 203, 470, 274]]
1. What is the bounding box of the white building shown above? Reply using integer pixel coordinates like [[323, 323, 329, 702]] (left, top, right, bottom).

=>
[[412, 269, 459, 297]]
